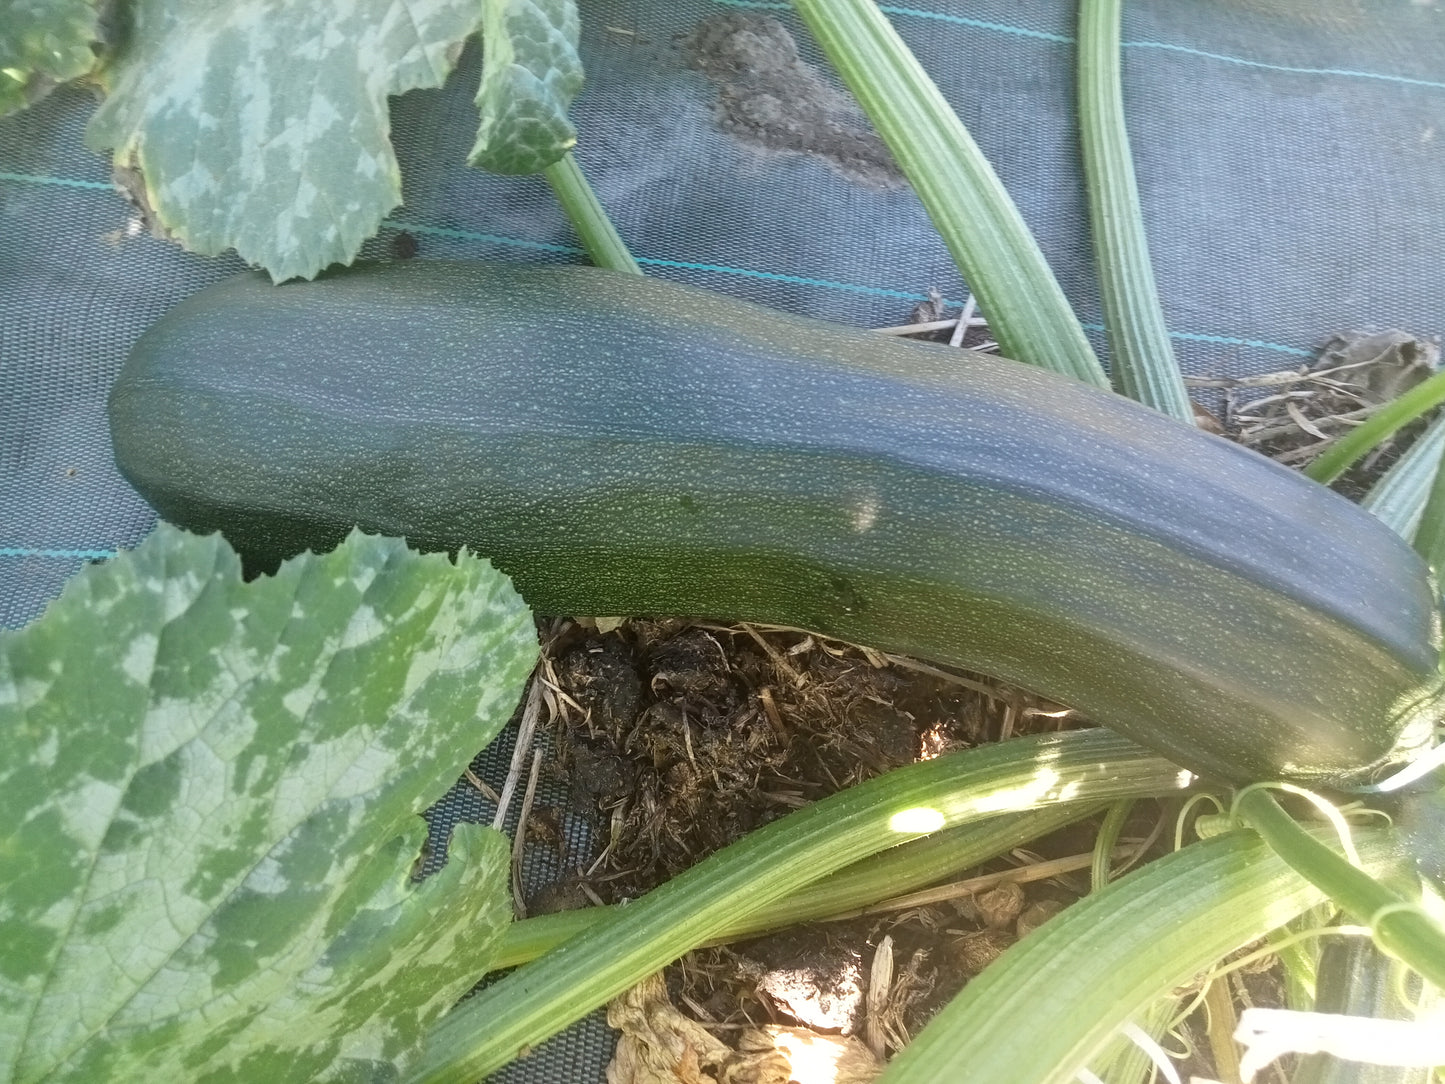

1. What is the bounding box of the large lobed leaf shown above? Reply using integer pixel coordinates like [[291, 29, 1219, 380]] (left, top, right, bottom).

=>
[[0, 525, 538, 1083], [0, 0, 106, 117], [470, 0, 583, 175], [85, 0, 481, 281]]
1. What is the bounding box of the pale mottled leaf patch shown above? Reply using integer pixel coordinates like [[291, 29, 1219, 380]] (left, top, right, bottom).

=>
[[85, 0, 481, 281], [0, 525, 536, 1082]]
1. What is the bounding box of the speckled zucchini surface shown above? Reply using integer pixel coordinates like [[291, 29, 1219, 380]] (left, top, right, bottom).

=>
[[109, 260, 1443, 784]]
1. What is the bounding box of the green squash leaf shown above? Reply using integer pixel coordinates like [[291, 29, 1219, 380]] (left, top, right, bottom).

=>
[[84, 0, 480, 281], [0, 525, 538, 1083], [0, 0, 106, 117], [470, 0, 583, 174]]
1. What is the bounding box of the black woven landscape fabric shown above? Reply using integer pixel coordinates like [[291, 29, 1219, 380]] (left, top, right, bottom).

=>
[[3, 0, 1442, 1078]]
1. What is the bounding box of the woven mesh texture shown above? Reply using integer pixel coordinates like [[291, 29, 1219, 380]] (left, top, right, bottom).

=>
[[4, 0, 1444, 1078]]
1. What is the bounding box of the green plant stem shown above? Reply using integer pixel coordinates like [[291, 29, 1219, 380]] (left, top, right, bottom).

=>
[[1086, 994, 1179, 1084], [1077, 0, 1193, 422], [1268, 910, 1325, 1010], [1234, 789, 1445, 989], [1091, 797, 1133, 891], [1085, 994, 1179, 1084], [1361, 412, 1445, 542], [492, 803, 1099, 970], [542, 152, 642, 275], [410, 730, 1189, 1084], [787, 0, 1108, 387], [1304, 367, 1445, 485], [1410, 428, 1445, 578], [875, 828, 1400, 1084]]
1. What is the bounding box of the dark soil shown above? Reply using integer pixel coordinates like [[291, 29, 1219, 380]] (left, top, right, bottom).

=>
[[684, 12, 903, 188], [541, 619, 1011, 905], [512, 617, 1158, 1048]]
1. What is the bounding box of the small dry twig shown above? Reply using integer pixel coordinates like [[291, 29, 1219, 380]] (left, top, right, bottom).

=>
[[874, 317, 961, 336], [839, 845, 1135, 920], [757, 687, 787, 736], [463, 767, 500, 804], [949, 295, 977, 348], [492, 674, 545, 831], [1187, 330, 1439, 487], [740, 623, 806, 688], [510, 747, 545, 918], [864, 936, 894, 1061]]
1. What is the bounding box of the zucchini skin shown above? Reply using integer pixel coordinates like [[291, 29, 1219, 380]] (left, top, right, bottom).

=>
[[108, 260, 1443, 785], [1294, 939, 1432, 1084]]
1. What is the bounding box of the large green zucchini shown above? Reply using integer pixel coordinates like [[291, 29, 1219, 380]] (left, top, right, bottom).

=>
[[108, 260, 1442, 785]]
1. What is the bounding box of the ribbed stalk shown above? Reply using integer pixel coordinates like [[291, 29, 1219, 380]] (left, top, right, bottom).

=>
[[1090, 797, 1134, 890], [1361, 412, 1445, 541], [1077, 0, 1193, 422], [1268, 910, 1326, 1010], [543, 152, 641, 275], [409, 730, 1188, 1084], [1084, 994, 1180, 1084], [1408, 428, 1445, 579], [490, 803, 1099, 971], [876, 829, 1400, 1084], [787, 0, 1108, 387]]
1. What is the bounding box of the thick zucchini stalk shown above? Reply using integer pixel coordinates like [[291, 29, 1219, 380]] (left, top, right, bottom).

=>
[[108, 261, 1444, 784]]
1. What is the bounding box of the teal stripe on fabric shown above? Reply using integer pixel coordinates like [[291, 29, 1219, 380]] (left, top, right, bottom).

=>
[[714, 0, 1070, 42], [1123, 40, 1445, 92], [389, 220, 583, 255], [711, 0, 1445, 91], [1080, 321, 1314, 358], [881, 4, 1069, 43], [1080, 320, 1317, 358], [382, 222, 935, 301], [0, 170, 111, 190], [1169, 332, 1314, 358], [0, 170, 1325, 359], [637, 255, 930, 300], [0, 546, 116, 560]]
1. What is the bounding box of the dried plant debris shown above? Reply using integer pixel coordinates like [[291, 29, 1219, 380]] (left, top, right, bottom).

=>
[[1015, 898, 1066, 938], [1169, 945, 1292, 1084], [863, 936, 934, 1059], [972, 880, 1027, 930], [684, 12, 902, 187], [539, 619, 1048, 903], [1187, 329, 1441, 495], [607, 972, 882, 1084], [514, 619, 1109, 1064], [670, 924, 933, 1051], [726, 927, 866, 1033], [668, 860, 1084, 1052], [906, 287, 947, 327], [947, 927, 1014, 977], [877, 290, 996, 351]]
